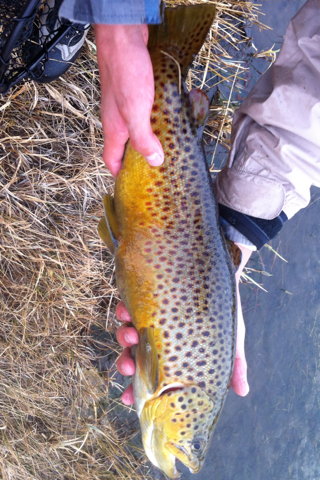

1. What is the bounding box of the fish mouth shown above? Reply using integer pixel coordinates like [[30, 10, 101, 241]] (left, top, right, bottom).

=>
[[165, 441, 200, 475]]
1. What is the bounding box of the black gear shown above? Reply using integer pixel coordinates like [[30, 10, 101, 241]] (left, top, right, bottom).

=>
[[22, 0, 89, 83]]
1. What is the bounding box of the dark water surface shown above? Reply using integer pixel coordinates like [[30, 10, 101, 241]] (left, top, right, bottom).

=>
[[181, 1, 320, 479]]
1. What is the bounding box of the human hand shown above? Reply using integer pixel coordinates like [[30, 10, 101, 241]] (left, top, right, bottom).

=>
[[115, 244, 252, 405], [94, 24, 164, 177]]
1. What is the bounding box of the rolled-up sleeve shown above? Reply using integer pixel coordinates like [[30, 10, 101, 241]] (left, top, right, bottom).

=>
[[215, 0, 320, 227], [59, 0, 161, 24]]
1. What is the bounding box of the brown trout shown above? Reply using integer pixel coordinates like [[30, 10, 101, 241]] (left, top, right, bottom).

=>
[[98, 4, 236, 478]]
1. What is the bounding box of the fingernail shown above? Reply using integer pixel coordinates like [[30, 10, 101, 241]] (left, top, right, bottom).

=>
[[125, 332, 135, 344], [146, 152, 164, 166], [123, 363, 134, 376], [120, 311, 131, 322]]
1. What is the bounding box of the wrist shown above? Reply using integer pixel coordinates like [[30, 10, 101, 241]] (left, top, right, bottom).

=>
[[94, 24, 148, 56]]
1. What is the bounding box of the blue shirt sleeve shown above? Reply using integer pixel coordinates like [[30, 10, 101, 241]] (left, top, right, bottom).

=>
[[59, 0, 161, 25]]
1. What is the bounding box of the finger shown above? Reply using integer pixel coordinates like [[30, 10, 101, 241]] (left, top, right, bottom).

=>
[[121, 383, 135, 405], [102, 94, 129, 177], [116, 324, 139, 347], [231, 356, 249, 397], [231, 283, 250, 397], [113, 39, 164, 166], [126, 112, 164, 167], [115, 301, 131, 322], [117, 347, 136, 376]]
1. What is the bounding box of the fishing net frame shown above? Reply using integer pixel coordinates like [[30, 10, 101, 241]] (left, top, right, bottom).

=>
[[0, 0, 87, 94]]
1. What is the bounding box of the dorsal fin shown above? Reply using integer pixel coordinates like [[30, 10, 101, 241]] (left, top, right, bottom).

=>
[[148, 4, 216, 75]]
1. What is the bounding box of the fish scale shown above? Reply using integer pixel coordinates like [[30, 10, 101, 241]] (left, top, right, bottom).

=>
[[98, 4, 237, 478]]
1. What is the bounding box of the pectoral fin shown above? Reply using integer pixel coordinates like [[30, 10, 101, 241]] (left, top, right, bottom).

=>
[[98, 217, 116, 254], [137, 328, 159, 395], [98, 194, 119, 254]]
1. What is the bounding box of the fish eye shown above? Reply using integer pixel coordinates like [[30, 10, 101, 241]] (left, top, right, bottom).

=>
[[191, 439, 204, 453]]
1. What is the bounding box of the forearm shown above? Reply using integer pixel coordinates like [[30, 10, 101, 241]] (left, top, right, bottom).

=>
[[215, 0, 320, 248]]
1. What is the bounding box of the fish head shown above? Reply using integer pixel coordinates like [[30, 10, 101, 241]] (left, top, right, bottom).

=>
[[140, 385, 216, 479]]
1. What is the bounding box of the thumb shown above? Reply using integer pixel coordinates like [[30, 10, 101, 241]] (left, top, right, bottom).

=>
[[127, 119, 164, 167]]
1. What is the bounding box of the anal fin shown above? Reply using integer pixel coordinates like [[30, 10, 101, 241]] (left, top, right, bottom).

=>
[[189, 88, 210, 127], [225, 238, 242, 272]]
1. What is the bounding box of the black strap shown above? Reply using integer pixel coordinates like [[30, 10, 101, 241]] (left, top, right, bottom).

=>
[[219, 204, 288, 250]]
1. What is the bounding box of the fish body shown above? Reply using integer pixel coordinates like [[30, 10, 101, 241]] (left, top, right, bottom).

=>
[[98, 5, 236, 478]]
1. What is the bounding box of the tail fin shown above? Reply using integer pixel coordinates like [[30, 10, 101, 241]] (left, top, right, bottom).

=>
[[148, 4, 216, 74]]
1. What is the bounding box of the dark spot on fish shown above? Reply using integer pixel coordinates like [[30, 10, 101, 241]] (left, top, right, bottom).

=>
[[176, 333, 183, 340], [169, 356, 178, 362], [197, 361, 207, 367], [198, 382, 206, 389]]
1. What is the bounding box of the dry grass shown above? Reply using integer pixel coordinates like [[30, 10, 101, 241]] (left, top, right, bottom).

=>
[[0, 2, 270, 479]]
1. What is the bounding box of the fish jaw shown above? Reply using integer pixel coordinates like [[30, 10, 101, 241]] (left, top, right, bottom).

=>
[[140, 394, 181, 479], [165, 442, 200, 474], [139, 385, 216, 479]]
